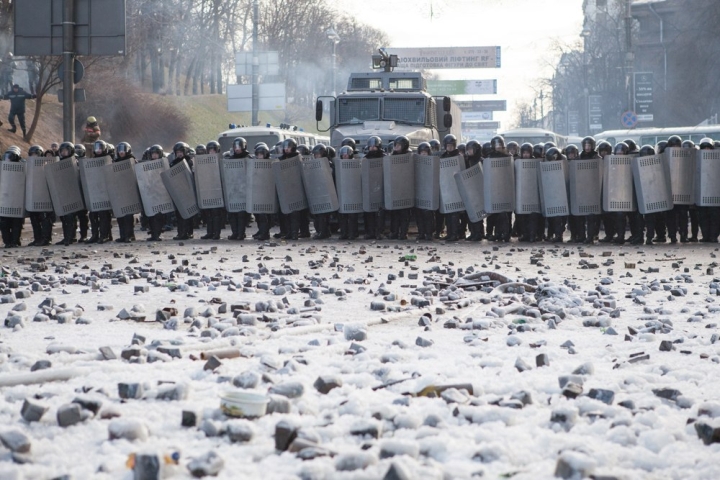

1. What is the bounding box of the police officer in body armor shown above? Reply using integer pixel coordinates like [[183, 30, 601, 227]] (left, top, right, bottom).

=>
[[543, 147, 566, 242], [464, 140, 485, 241], [363, 136, 385, 240], [663, 135, 689, 244], [697, 138, 719, 242], [516, 142, 541, 242], [573, 137, 601, 244], [144, 145, 166, 241], [278, 138, 306, 240], [170, 142, 195, 240], [55, 142, 80, 246], [337, 145, 360, 240], [415, 142, 436, 241], [310, 143, 334, 239], [485, 135, 511, 242], [595, 140, 618, 243], [220, 137, 251, 241], [251, 143, 272, 240], [72, 144, 91, 243], [114, 142, 136, 242], [26, 145, 54, 246], [637, 145, 662, 245], [387, 135, 412, 240], [86, 140, 113, 244], [440, 134, 463, 241], [429, 139, 441, 155], [0, 146, 24, 247]]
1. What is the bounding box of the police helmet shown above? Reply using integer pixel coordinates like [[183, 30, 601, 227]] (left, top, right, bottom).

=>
[[532, 143, 544, 159], [107, 143, 116, 158], [596, 141, 612, 157], [282, 138, 298, 155], [682, 139, 696, 149], [149, 144, 165, 159], [312, 143, 328, 158], [117, 142, 132, 158], [564, 144, 579, 159], [545, 147, 563, 161], [581, 136, 596, 153], [338, 146, 354, 159], [623, 139, 638, 153], [543, 141, 557, 154], [367, 136, 383, 152], [638, 145, 656, 157], [341, 138, 357, 151], [714, 141, 720, 149], [58, 141, 75, 159], [443, 134, 457, 151], [481, 142, 492, 158], [490, 135, 505, 152], [466, 140, 482, 159], [613, 142, 629, 155], [428, 139, 441, 152], [506, 141, 519, 156], [297, 144, 310, 156], [74, 144, 86, 158], [3, 146, 21, 162], [28, 145, 44, 157], [394, 135, 410, 154], [385, 140, 395, 154], [458, 143, 467, 155], [327, 146, 336, 159], [173, 141, 190, 158], [93, 140, 108, 157], [195, 144, 207, 155], [206, 141, 221, 153], [519, 142, 534, 158], [254, 143, 270, 158], [417, 142, 432, 155], [699, 138, 715, 150], [656, 140, 668, 154], [232, 137, 248, 154], [667, 135, 682, 148]]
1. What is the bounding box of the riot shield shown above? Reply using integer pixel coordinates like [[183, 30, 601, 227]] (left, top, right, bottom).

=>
[[361, 156, 384, 212], [454, 163, 485, 223], [79, 155, 112, 212], [45, 158, 85, 216], [514, 158, 541, 214], [335, 158, 363, 214], [135, 158, 174, 216], [414, 154, 440, 211], [438, 155, 465, 214], [0, 161, 26, 218], [602, 155, 636, 212], [383, 152, 415, 210], [695, 149, 720, 206], [104, 159, 142, 218], [569, 158, 602, 216], [538, 160, 569, 217], [161, 160, 200, 219], [220, 157, 247, 212], [301, 157, 339, 214], [246, 158, 278, 214], [631, 154, 673, 214], [25, 156, 55, 212], [273, 155, 308, 214], [483, 156, 515, 213], [663, 147, 695, 205], [194, 153, 225, 210]]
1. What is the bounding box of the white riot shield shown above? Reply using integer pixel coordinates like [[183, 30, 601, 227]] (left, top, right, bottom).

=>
[[514, 158, 541, 214], [454, 163, 486, 223], [246, 158, 278, 214], [161, 160, 200, 220], [220, 157, 247, 212], [25, 156, 55, 212], [383, 153, 415, 210], [569, 159, 602, 216], [45, 158, 85, 216], [438, 155, 465, 214], [538, 160, 569, 217], [695, 150, 720, 206], [301, 157, 339, 214], [104, 159, 142, 218], [483, 156, 515, 214], [79, 155, 112, 212], [335, 158, 363, 214], [0, 161, 26, 218], [631, 154, 673, 214], [663, 147, 695, 205], [273, 155, 308, 214], [361, 156, 384, 212], [603, 155, 636, 212], [135, 158, 174, 216], [414, 154, 439, 211], [194, 153, 224, 209]]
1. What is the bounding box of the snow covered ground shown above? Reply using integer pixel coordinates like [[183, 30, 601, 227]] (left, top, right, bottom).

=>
[[2, 237, 720, 479]]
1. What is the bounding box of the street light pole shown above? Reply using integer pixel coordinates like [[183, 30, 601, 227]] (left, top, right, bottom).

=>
[[326, 27, 340, 96]]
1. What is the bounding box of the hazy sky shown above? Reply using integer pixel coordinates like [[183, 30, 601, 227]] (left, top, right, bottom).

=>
[[330, 0, 585, 129]]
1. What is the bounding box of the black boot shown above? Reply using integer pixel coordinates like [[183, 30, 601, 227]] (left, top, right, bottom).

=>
[[235, 212, 246, 240], [338, 215, 349, 240], [348, 214, 359, 240], [255, 214, 270, 241]]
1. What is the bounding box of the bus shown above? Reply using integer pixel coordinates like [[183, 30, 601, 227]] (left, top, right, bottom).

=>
[[217, 124, 330, 154], [595, 125, 720, 147], [497, 128, 568, 148]]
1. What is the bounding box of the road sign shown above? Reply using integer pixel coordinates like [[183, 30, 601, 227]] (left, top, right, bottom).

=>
[[588, 94, 603, 131], [568, 110, 580, 137], [227, 83, 285, 112], [386, 46, 501, 69], [634, 72, 654, 122], [461, 111, 493, 122], [621, 111, 638, 129], [57, 59, 84, 84], [461, 121, 500, 130], [455, 100, 507, 112], [235, 51, 280, 76], [427, 80, 497, 96]]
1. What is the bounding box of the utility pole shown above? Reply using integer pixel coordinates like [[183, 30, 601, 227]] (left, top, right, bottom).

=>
[[62, 0, 75, 142], [625, 0, 634, 112], [251, 0, 259, 126]]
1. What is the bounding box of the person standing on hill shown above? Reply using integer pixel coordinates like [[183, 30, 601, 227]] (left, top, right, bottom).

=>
[[2, 83, 35, 138]]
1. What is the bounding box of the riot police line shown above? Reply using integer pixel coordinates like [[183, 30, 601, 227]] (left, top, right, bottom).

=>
[[0, 133, 718, 248]]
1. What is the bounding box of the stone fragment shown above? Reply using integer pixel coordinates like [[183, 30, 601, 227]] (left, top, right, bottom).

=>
[[99, 346, 117, 360], [659, 340, 674, 352], [695, 421, 720, 445], [21, 399, 48, 422], [653, 388, 682, 401], [275, 420, 298, 451], [226, 420, 255, 443], [379, 440, 419, 459], [0, 430, 31, 453], [203, 355, 222, 372], [588, 388, 615, 405], [335, 452, 377, 471], [57, 403, 87, 427], [350, 420, 381, 439], [415, 336, 433, 348], [232, 371, 260, 389], [536, 353, 550, 367], [555, 451, 596, 479], [269, 382, 304, 399], [344, 324, 368, 341], [562, 382, 583, 399], [108, 418, 149, 441], [133, 453, 161, 480], [182, 410, 198, 427], [515, 357, 532, 372], [188, 451, 224, 478], [118, 382, 144, 400], [314, 375, 343, 394], [267, 395, 291, 415], [30, 359, 52, 372]]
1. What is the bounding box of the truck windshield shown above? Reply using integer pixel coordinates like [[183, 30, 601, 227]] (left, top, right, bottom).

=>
[[338, 98, 380, 124], [384, 97, 425, 124]]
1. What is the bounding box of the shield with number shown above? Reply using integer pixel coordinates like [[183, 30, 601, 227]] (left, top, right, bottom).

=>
[[0, 161, 26, 218], [602, 155, 636, 212], [46, 158, 85, 216], [632, 154, 673, 214], [538, 160, 569, 217], [663, 147, 695, 205], [383, 153, 415, 210], [361, 156, 384, 212], [220, 157, 247, 212], [301, 157, 339, 214], [514, 158, 541, 214], [439, 155, 465, 214], [194, 153, 225, 210], [79, 155, 112, 212], [161, 160, 199, 219], [246, 158, 278, 214], [25, 156, 55, 212], [569, 159, 602, 216], [695, 149, 720, 206], [414, 154, 439, 211], [135, 158, 174, 216], [483, 156, 514, 213], [455, 163, 486, 223], [273, 155, 308, 214], [104, 159, 142, 218], [335, 158, 363, 214]]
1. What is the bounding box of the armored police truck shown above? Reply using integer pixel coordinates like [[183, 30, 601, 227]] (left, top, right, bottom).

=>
[[316, 50, 462, 150]]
